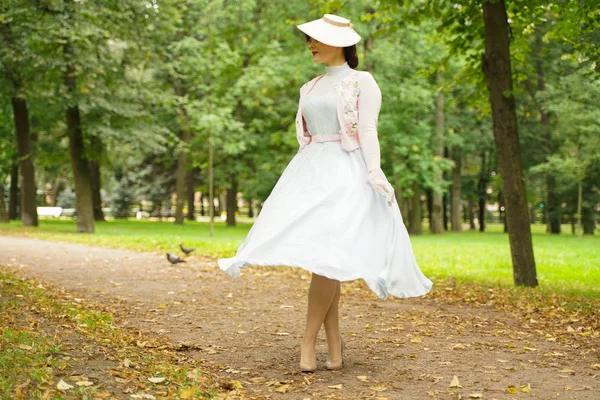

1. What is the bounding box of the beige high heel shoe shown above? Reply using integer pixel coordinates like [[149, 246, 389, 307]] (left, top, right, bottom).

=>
[[326, 335, 344, 370], [299, 344, 317, 373]]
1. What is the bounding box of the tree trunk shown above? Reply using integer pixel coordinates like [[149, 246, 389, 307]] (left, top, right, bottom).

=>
[[426, 189, 433, 231], [208, 139, 214, 236], [186, 169, 195, 221], [64, 42, 94, 233], [576, 180, 582, 238], [89, 135, 105, 222], [431, 73, 445, 234], [0, 184, 8, 222], [582, 204, 595, 235], [248, 199, 254, 218], [482, 0, 537, 286], [407, 183, 422, 235], [477, 152, 488, 232], [9, 162, 19, 220], [174, 129, 190, 225], [12, 96, 38, 227], [200, 192, 205, 216], [468, 199, 476, 230], [451, 152, 462, 232], [533, 29, 561, 234], [226, 175, 237, 227]]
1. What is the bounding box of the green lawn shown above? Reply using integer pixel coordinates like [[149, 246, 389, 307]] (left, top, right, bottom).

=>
[[1, 219, 598, 299]]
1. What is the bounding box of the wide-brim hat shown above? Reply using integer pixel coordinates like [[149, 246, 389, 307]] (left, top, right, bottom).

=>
[[297, 14, 361, 48]]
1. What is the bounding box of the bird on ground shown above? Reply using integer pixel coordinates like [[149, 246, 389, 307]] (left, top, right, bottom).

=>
[[179, 243, 195, 255], [166, 253, 186, 264]]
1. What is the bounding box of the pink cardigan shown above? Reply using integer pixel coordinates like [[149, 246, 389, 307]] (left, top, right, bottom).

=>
[[295, 69, 382, 153]]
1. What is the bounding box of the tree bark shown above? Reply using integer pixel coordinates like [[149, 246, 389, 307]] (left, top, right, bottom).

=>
[[430, 73, 445, 234], [89, 135, 105, 222], [468, 199, 476, 230], [482, 0, 537, 286], [407, 183, 422, 235], [533, 28, 560, 234], [477, 152, 488, 232], [187, 169, 195, 221], [450, 152, 462, 232], [12, 96, 38, 227], [226, 175, 237, 227], [9, 162, 19, 220], [64, 42, 95, 233], [174, 129, 190, 225], [0, 183, 8, 222], [576, 180, 582, 238]]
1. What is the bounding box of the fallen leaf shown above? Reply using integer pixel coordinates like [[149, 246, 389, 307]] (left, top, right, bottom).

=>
[[469, 394, 483, 399], [275, 384, 290, 393], [449, 376, 462, 388], [329, 384, 343, 390], [356, 376, 368, 382], [507, 385, 517, 394], [521, 383, 531, 393], [523, 346, 537, 351], [365, 324, 372, 329], [370, 385, 387, 391], [560, 369, 575, 375], [590, 364, 600, 370], [453, 343, 466, 350], [179, 387, 195, 399], [147, 377, 166, 384], [17, 344, 33, 350], [57, 379, 74, 391], [123, 358, 131, 368], [410, 337, 422, 343], [76, 381, 94, 387], [158, 305, 167, 309]]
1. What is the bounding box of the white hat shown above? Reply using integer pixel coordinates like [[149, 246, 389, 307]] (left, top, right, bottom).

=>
[[297, 14, 361, 48]]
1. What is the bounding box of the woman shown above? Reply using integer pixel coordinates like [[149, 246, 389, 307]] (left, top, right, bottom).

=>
[[218, 14, 432, 372]]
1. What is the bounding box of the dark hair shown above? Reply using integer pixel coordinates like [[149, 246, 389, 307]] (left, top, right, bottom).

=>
[[304, 34, 360, 69], [344, 45, 359, 69]]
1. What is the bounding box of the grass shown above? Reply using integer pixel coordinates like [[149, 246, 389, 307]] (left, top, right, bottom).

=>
[[1, 219, 598, 300], [0, 270, 221, 399]]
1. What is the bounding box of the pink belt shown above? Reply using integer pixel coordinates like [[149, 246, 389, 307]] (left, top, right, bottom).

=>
[[311, 134, 341, 143]]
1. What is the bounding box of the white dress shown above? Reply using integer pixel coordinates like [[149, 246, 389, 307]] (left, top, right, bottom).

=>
[[218, 63, 432, 299]]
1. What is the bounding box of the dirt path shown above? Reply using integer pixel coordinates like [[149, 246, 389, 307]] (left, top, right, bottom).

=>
[[1, 235, 598, 399]]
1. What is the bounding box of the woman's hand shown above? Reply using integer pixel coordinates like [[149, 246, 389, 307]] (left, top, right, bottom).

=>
[[368, 169, 395, 207]]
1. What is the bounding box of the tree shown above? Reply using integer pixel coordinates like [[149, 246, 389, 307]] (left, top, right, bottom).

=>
[[0, 2, 39, 227]]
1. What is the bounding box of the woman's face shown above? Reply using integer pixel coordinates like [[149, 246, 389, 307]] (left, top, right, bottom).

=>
[[307, 37, 343, 65]]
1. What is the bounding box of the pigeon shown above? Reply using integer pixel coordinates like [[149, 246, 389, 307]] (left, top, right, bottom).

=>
[[166, 253, 186, 264], [179, 243, 195, 255]]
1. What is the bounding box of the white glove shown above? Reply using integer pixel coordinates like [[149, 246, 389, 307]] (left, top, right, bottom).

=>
[[368, 169, 395, 207]]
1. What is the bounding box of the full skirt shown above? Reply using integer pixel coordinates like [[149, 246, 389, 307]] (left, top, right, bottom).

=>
[[217, 141, 432, 299]]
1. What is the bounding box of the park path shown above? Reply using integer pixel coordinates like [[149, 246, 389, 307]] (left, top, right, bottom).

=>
[[1, 235, 598, 399]]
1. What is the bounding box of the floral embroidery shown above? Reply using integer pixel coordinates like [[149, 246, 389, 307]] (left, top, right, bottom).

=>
[[335, 72, 360, 136]]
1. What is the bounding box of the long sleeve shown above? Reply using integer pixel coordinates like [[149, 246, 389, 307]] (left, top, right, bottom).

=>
[[356, 72, 382, 172]]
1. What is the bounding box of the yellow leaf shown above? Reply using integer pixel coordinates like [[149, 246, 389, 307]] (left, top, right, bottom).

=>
[[158, 305, 167, 309], [370, 385, 387, 391], [231, 380, 243, 389], [521, 383, 531, 393], [449, 376, 462, 388], [560, 369, 575, 375], [591, 364, 600, 370], [506, 385, 517, 394], [179, 387, 195, 399], [523, 346, 537, 351], [356, 376, 368, 382], [365, 324, 372, 329], [410, 336, 422, 343], [328, 384, 343, 390], [275, 384, 290, 393], [57, 379, 74, 391], [469, 394, 483, 399]]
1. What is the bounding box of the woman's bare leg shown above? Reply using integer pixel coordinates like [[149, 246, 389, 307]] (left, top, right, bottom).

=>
[[323, 281, 342, 366], [300, 273, 338, 370]]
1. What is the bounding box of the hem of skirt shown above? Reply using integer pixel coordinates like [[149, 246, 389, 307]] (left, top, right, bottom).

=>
[[217, 258, 432, 300]]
